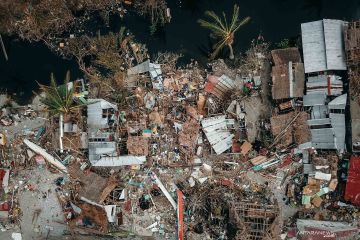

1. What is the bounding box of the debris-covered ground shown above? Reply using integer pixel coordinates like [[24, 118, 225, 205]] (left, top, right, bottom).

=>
[[1, 8, 360, 240]]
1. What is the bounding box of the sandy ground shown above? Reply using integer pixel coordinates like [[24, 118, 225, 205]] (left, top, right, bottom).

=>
[[0, 168, 68, 240]]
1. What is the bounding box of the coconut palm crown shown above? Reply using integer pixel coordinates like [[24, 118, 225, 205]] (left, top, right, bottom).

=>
[[198, 4, 250, 60], [38, 71, 80, 116]]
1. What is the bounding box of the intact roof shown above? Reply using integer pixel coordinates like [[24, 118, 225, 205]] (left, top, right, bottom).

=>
[[271, 47, 302, 65], [311, 128, 336, 149], [330, 113, 346, 151], [344, 156, 360, 206], [301, 19, 347, 73], [272, 63, 305, 99], [328, 93, 347, 109], [303, 93, 327, 106]]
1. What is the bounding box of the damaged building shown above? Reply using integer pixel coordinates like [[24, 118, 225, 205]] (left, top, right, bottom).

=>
[[87, 99, 146, 166]]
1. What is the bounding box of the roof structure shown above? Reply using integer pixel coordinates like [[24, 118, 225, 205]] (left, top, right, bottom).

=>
[[303, 93, 327, 107], [306, 75, 343, 96], [271, 47, 302, 65], [301, 19, 347, 73], [126, 60, 163, 90], [87, 99, 146, 166], [272, 62, 305, 99], [304, 94, 347, 152], [344, 156, 360, 206], [205, 75, 236, 99], [201, 115, 234, 154], [344, 20, 360, 65]]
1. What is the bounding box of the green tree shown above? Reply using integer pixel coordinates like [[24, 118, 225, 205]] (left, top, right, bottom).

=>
[[37, 71, 83, 153], [198, 5, 250, 60]]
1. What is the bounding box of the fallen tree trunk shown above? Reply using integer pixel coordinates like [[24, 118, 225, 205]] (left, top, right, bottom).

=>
[[23, 139, 67, 173]]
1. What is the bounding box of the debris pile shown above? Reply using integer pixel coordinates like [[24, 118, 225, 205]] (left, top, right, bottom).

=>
[[1, 18, 360, 240]]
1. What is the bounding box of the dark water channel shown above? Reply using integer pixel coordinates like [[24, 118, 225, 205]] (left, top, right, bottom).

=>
[[0, 0, 359, 103]]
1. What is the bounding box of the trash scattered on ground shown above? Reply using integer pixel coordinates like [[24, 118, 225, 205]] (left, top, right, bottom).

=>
[[0, 17, 360, 240]]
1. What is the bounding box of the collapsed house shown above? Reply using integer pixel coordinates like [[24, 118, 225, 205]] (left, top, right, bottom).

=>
[[270, 111, 310, 147], [204, 75, 237, 99], [87, 99, 146, 166], [271, 48, 305, 100], [231, 201, 280, 240], [301, 19, 347, 73], [126, 59, 163, 89]]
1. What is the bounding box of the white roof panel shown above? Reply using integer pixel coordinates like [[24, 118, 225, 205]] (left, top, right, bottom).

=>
[[323, 19, 347, 71], [301, 20, 327, 73]]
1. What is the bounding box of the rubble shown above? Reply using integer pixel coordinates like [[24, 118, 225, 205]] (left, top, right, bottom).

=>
[[1, 17, 360, 240]]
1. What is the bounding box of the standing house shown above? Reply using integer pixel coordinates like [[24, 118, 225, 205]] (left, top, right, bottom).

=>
[[87, 99, 146, 166], [271, 48, 305, 100], [303, 94, 347, 153], [300, 19, 348, 154], [301, 19, 347, 73]]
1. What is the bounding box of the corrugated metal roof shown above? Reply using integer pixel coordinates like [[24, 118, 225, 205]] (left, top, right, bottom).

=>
[[306, 75, 343, 96], [328, 93, 347, 109], [323, 19, 347, 71], [87, 99, 118, 129], [344, 156, 360, 207], [88, 141, 117, 163], [310, 128, 336, 149], [92, 156, 146, 167], [330, 113, 346, 151], [301, 19, 347, 73], [307, 118, 331, 126], [311, 105, 328, 119], [201, 115, 234, 154], [303, 93, 327, 106], [127, 60, 150, 75], [301, 20, 327, 73]]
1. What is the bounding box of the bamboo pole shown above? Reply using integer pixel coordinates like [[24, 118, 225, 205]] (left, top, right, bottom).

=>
[[0, 34, 8, 61]]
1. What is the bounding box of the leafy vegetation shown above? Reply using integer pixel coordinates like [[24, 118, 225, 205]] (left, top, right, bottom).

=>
[[198, 4, 250, 60], [37, 71, 82, 116]]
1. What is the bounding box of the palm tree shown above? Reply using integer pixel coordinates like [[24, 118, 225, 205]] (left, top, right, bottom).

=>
[[198, 5, 250, 60], [37, 71, 82, 153]]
